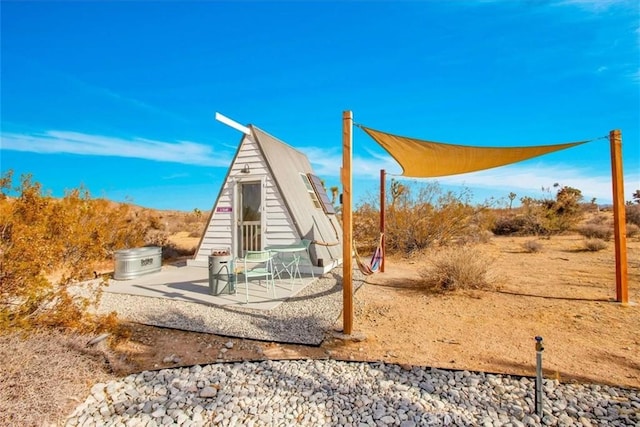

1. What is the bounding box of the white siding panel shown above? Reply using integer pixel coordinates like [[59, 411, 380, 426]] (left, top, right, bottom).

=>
[[193, 171, 235, 262], [264, 179, 298, 246], [192, 134, 302, 265]]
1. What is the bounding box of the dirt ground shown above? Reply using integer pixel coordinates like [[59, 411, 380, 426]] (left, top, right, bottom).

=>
[[115, 231, 640, 390]]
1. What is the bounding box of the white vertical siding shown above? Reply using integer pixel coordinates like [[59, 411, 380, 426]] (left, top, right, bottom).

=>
[[190, 137, 298, 265]]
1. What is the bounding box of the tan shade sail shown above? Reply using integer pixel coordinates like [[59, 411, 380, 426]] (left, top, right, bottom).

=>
[[360, 126, 589, 178]]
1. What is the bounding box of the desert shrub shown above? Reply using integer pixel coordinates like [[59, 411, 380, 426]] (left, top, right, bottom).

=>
[[584, 238, 607, 252], [626, 223, 639, 238], [353, 202, 380, 253], [458, 227, 493, 245], [0, 171, 147, 332], [355, 181, 493, 255], [492, 213, 547, 236], [577, 224, 612, 241], [522, 240, 543, 253], [162, 242, 196, 260], [147, 213, 165, 230], [145, 229, 170, 248], [627, 204, 640, 227], [418, 245, 494, 292], [185, 218, 207, 237], [152, 209, 208, 236], [189, 229, 203, 238], [586, 213, 607, 225], [492, 186, 584, 236]]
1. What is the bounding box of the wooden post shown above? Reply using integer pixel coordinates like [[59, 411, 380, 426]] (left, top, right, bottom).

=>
[[380, 169, 386, 272], [609, 129, 628, 304], [342, 111, 354, 334]]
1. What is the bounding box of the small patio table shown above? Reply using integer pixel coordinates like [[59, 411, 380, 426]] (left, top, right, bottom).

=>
[[266, 243, 313, 287]]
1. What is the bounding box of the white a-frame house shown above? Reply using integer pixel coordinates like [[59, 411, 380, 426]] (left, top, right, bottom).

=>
[[188, 124, 343, 274]]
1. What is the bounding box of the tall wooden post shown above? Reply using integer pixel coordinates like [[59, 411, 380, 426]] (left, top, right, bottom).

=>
[[342, 111, 354, 334], [609, 129, 628, 304], [380, 169, 386, 272]]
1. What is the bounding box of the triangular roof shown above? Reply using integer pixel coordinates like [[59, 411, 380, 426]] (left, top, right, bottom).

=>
[[250, 125, 342, 263]]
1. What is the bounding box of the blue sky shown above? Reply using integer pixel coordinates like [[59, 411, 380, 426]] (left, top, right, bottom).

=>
[[1, 0, 638, 211]]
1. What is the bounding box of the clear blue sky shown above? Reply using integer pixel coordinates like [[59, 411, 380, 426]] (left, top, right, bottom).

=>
[[1, 0, 638, 211]]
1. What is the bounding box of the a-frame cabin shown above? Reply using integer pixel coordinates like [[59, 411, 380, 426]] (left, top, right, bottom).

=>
[[188, 125, 343, 274]]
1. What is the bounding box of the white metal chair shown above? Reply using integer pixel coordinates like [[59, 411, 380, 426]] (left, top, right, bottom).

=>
[[236, 250, 275, 303], [273, 251, 303, 290]]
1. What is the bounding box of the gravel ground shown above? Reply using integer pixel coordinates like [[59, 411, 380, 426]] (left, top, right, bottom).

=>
[[66, 359, 639, 426], [97, 268, 363, 345], [76, 268, 640, 426]]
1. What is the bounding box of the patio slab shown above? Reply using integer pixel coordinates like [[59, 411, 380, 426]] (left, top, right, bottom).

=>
[[96, 264, 361, 345], [104, 264, 316, 311]]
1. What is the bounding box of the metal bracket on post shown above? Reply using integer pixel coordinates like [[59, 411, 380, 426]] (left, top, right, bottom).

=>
[[535, 336, 544, 418]]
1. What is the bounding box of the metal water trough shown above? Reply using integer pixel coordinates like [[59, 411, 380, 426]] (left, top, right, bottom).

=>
[[114, 246, 162, 280]]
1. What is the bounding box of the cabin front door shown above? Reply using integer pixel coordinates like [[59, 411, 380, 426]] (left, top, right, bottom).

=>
[[237, 181, 262, 257]]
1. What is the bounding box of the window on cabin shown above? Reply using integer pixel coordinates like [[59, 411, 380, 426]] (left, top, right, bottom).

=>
[[300, 174, 322, 209], [307, 173, 336, 215]]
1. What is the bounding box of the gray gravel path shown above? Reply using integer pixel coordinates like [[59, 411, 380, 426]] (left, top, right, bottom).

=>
[[66, 359, 639, 426]]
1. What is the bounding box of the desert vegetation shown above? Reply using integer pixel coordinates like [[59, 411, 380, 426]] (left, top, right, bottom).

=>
[[583, 238, 608, 252], [354, 181, 493, 255], [490, 184, 584, 236], [1, 170, 638, 425], [417, 245, 495, 292], [0, 171, 209, 425], [521, 239, 544, 253], [353, 181, 639, 292], [354, 181, 597, 255], [0, 170, 206, 333]]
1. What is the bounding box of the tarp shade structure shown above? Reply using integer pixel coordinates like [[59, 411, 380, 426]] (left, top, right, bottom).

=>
[[359, 126, 590, 178]]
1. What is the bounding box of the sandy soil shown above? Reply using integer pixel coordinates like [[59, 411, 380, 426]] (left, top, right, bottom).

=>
[[115, 231, 640, 390]]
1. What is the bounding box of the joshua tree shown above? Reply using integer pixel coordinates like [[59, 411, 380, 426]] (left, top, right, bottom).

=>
[[633, 189, 640, 204], [508, 192, 517, 210], [330, 186, 339, 205], [390, 179, 406, 207]]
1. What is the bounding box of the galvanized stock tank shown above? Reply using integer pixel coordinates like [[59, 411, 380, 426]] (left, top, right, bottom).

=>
[[114, 246, 162, 280]]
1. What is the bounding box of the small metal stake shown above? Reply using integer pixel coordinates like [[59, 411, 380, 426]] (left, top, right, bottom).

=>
[[535, 336, 544, 417]]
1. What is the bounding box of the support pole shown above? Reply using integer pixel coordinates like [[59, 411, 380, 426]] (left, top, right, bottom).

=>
[[342, 111, 354, 334], [535, 336, 544, 417], [380, 169, 386, 273], [609, 129, 628, 304]]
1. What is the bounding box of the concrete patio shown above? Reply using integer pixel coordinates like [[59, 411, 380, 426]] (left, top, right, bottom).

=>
[[96, 262, 359, 345], [104, 263, 318, 311]]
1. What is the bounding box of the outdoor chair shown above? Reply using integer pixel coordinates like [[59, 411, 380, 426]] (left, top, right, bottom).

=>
[[273, 250, 303, 290], [236, 250, 275, 303]]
